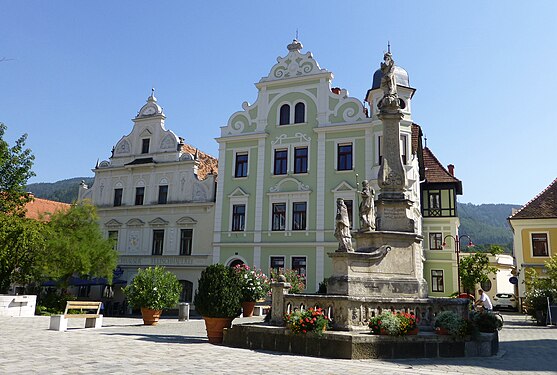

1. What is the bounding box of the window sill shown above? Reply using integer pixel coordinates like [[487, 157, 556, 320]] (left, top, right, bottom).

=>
[[336, 169, 354, 173]]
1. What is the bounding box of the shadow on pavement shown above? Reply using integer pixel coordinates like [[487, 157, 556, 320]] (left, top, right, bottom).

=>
[[101, 332, 207, 344]]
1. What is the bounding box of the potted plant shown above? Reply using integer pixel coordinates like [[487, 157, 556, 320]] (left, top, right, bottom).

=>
[[469, 310, 503, 333], [123, 266, 181, 325], [434, 310, 468, 337], [233, 264, 270, 317], [368, 311, 418, 335], [194, 264, 242, 344], [285, 307, 331, 334]]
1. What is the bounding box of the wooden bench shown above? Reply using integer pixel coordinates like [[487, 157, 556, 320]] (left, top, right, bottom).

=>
[[49, 301, 103, 331]]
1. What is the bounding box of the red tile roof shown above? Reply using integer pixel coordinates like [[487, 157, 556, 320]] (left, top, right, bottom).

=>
[[24, 197, 70, 221], [423, 147, 461, 184], [509, 178, 557, 219], [181, 144, 218, 180]]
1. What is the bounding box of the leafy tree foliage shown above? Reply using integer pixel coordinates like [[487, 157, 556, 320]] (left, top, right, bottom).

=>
[[0, 123, 35, 216], [459, 246, 500, 294], [40, 202, 118, 286], [0, 214, 45, 293]]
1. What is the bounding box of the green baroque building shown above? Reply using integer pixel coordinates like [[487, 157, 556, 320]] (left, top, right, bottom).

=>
[[212, 40, 462, 295]]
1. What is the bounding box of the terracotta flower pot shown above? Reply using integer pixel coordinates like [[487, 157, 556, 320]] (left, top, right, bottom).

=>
[[242, 301, 256, 317], [141, 307, 163, 325], [203, 316, 234, 344], [406, 327, 419, 335], [435, 327, 450, 335]]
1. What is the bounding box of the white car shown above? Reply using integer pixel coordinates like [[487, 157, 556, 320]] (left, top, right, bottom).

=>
[[493, 293, 518, 311]]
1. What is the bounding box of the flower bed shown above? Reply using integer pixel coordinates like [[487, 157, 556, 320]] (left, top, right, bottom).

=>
[[368, 311, 417, 336], [285, 307, 331, 334]]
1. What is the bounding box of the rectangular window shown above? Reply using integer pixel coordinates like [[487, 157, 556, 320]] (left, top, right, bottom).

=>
[[135, 187, 145, 205], [274, 149, 288, 175], [234, 152, 248, 178], [142, 139, 150, 154], [158, 185, 168, 204], [292, 256, 307, 290], [108, 230, 118, 250], [113, 188, 123, 207], [532, 233, 549, 257], [272, 203, 286, 231], [337, 143, 353, 171], [431, 270, 444, 292], [179, 229, 193, 256], [400, 135, 408, 165], [429, 192, 440, 209], [429, 233, 443, 250], [293, 147, 308, 174], [378, 136, 383, 165], [270, 256, 285, 272], [152, 230, 164, 255], [231, 204, 246, 231], [292, 202, 307, 231]]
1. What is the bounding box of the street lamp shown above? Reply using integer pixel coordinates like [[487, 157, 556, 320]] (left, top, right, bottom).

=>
[[442, 234, 474, 294]]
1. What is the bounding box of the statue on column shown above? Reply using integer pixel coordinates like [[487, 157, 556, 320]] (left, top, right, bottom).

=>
[[334, 198, 354, 252], [378, 51, 400, 111], [359, 180, 376, 231]]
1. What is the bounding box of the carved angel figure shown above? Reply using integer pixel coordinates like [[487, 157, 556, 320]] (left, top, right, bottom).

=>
[[334, 198, 354, 252], [359, 180, 376, 231]]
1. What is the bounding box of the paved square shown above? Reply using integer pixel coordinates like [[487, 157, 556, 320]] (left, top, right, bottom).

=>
[[0, 312, 555, 374]]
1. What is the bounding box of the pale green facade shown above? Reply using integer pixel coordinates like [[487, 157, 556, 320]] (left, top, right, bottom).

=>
[[212, 40, 456, 294]]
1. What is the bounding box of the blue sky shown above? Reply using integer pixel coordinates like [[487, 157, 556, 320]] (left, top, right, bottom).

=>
[[2, 1, 556, 205]]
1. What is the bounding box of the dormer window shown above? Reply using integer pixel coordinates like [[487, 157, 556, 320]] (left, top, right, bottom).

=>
[[294, 102, 305, 123], [142, 139, 150, 154], [279, 104, 290, 125]]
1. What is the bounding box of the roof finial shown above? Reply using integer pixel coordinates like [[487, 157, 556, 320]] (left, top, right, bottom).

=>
[[296, 28, 299, 40], [148, 87, 157, 102], [388, 41, 391, 54], [424, 136, 428, 148]]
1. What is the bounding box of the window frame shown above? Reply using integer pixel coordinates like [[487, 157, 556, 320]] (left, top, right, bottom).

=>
[[270, 256, 285, 272], [179, 228, 193, 256], [108, 230, 119, 250], [158, 185, 168, 204], [337, 142, 353, 171], [272, 203, 286, 231], [279, 104, 290, 125], [429, 232, 443, 250], [400, 134, 408, 165], [431, 270, 444, 293], [135, 187, 145, 206], [291, 201, 307, 231], [531, 232, 550, 257], [231, 204, 246, 232], [141, 138, 150, 154], [273, 148, 288, 175], [293, 146, 308, 174], [291, 256, 307, 290], [294, 102, 306, 124], [152, 229, 164, 255], [113, 188, 123, 207], [234, 152, 249, 178]]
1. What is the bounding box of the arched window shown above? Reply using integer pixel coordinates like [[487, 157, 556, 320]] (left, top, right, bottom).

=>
[[279, 104, 290, 125], [294, 102, 305, 123], [229, 259, 244, 268]]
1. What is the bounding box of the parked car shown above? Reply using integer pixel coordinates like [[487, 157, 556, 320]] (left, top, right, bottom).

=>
[[493, 293, 518, 311]]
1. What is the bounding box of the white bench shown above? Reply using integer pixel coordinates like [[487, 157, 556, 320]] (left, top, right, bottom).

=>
[[49, 301, 103, 331]]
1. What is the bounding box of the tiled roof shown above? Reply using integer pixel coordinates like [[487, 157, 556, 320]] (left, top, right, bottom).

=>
[[509, 178, 557, 219], [423, 147, 462, 192], [181, 144, 218, 180], [25, 197, 70, 220]]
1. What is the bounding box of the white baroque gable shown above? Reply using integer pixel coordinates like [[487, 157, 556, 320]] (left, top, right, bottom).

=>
[[261, 39, 328, 82]]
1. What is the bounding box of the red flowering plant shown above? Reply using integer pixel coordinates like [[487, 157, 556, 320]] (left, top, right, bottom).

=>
[[368, 311, 418, 335], [233, 264, 270, 302], [285, 307, 331, 334]]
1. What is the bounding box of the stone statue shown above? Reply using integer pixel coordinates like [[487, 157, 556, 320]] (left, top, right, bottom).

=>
[[334, 198, 354, 252], [380, 51, 396, 97], [359, 180, 376, 231]]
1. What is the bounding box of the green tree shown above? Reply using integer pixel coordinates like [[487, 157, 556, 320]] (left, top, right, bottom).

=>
[[0, 123, 35, 216], [0, 214, 45, 293], [459, 246, 500, 294], [40, 202, 118, 285]]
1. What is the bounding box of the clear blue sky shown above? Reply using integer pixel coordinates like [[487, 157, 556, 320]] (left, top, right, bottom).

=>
[[2, 1, 556, 205]]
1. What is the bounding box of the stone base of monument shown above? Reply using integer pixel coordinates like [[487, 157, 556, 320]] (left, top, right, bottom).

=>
[[329, 231, 428, 299], [223, 324, 499, 359]]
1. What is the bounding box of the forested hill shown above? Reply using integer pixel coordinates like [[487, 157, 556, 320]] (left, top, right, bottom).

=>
[[27, 178, 521, 252], [457, 202, 521, 253], [26, 177, 94, 204]]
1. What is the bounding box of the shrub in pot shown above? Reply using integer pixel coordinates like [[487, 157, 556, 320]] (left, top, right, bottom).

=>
[[233, 264, 270, 317], [469, 310, 503, 333], [194, 264, 242, 344], [434, 310, 469, 337], [123, 266, 181, 325]]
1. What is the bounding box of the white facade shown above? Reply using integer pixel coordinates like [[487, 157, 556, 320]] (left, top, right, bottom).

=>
[[79, 92, 217, 307]]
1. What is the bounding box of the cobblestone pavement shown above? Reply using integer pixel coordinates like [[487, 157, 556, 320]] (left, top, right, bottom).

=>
[[0, 312, 555, 374]]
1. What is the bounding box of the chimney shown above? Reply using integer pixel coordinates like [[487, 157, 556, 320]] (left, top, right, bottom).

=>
[[447, 164, 455, 176]]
